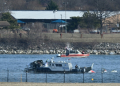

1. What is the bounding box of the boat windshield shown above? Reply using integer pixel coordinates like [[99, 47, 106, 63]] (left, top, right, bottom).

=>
[[77, 50, 81, 54], [69, 50, 80, 54]]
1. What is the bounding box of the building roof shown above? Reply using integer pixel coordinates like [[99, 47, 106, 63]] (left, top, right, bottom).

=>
[[0, 21, 10, 26], [10, 10, 84, 20]]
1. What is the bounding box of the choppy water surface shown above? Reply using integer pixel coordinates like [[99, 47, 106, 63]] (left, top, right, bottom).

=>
[[0, 54, 120, 83]]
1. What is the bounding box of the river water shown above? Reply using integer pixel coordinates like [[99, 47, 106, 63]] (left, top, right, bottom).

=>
[[0, 54, 120, 83]]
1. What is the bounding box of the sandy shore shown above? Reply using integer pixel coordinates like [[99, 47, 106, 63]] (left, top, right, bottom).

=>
[[0, 82, 120, 86]]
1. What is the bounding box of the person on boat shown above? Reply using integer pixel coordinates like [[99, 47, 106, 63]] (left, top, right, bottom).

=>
[[82, 51, 85, 54], [66, 48, 69, 56], [75, 65, 78, 69]]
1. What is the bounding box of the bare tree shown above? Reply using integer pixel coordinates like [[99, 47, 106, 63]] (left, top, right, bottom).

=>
[[91, 0, 116, 34], [1, 0, 120, 11], [26, 0, 43, 10], [27, 22, 43, 38], [10, 0, 26, 10], [57, 0, 82, 10]]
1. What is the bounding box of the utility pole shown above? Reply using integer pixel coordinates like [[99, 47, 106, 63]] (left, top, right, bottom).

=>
[[53, 10, 57, 29], [65, 2, 67, 33], [61, 14, 62, 33], [53, 10, 57, 19], [2, 0, 7, 13], [2, 0, 4, 13], [63, 2, 68, 33]]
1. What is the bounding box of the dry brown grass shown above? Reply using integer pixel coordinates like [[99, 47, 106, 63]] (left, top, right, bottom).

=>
[[0, 29, 120, 43], [42, 33, 120, 43]]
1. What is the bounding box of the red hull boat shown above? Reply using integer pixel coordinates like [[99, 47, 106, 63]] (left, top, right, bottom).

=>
[[57, 49, 89, 58], [60, 53, 89, 57]]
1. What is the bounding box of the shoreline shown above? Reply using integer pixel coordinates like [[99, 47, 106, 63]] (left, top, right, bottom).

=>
[[0, 82, 120, 86], [0, 42, 119, 55], [0, 49, 119, 55]]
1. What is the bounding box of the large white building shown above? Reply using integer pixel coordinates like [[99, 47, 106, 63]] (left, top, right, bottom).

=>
[[10, 10, 120, 33], [10, 10, 85, 23]]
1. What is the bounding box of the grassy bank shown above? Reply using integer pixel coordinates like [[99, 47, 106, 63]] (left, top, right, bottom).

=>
[[0, 29, 120, 43], [42, 33, 120, 43]]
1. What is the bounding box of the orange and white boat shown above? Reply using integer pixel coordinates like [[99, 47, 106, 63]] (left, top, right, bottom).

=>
[[57, 49, 89, 58]]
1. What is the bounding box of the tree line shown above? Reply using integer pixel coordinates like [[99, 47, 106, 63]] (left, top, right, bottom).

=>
[[0, 0, 120, 11], [67, 11, 101, 32]]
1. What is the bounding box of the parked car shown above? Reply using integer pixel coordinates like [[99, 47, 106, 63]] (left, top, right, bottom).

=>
[[90, 30, 100, 34], [22, 27, 30, 31], [110, 28, 120, 33]]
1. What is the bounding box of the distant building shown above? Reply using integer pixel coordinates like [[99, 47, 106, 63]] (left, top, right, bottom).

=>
[[0, 21, 10, 28], [9, 10, 120, 33], [10, 10, 84, 32], [10, 10, 84, 23]]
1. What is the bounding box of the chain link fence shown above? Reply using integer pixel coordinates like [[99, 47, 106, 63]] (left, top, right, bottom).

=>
[[0, 70, 119, 83]]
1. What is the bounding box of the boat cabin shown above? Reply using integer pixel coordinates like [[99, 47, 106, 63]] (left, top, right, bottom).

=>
[[66, 49, 81, 56], [48, 62, 73, 71], [29, 60, 73, 71], [69, 50, 81, 54]]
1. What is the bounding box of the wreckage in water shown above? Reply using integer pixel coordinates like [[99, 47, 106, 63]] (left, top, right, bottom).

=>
[[25, 58, 94, 74]]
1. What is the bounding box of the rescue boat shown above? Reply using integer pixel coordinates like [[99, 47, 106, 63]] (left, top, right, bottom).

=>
[[57, 49, 89, 58]]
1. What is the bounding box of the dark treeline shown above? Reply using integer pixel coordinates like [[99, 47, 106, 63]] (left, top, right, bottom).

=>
[[0, 0, 120, 11]]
